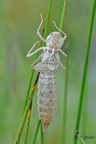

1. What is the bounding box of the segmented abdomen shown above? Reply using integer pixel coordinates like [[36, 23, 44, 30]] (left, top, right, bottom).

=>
[[37, 72, 57, 132]]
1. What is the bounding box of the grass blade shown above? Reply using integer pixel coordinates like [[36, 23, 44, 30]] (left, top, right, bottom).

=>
[[32, 120, 41, 144], [22, 28, 44, 116], [14, 27, 45, 144], [62, 50, 68, 144], [14, 73, 40, 144], [22, 70, 34, 115], [31, 0, 53, 143], [74, 0, 96, 143], [58, 0, 68, 143], [24, 102, 32, 144], [41, 123, 44, 144], [59, 0, 67, 30], [44, 0, 53, 38]]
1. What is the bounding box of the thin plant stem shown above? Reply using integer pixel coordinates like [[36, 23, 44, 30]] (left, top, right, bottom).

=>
[[59, 0, 67, 30], [14, 28, 44, 144], [24, 102, 32, 144], [22, 27, 45, 115], [74, 0, 96, 143], [44, 0, 53, 39], [41, 123, 44, 144], [62, 50, 68, 144], [23, 28, 45, 144], [58, 0, 68, 144], [32, 120, 41, 144], [14, 73, 40, 144], [22, 70, 34, 115], [31, 0, 53, 143]]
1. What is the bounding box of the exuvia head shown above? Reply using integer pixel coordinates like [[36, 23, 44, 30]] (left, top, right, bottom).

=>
[[45, 20, 67, 51], [37, 14, 67, 50], [46, 31, 64, 50]]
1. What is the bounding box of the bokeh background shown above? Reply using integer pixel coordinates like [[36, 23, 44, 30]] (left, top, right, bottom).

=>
[[0, 0, 96, 144]]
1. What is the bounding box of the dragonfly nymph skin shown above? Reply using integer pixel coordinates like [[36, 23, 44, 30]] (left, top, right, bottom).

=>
[[27, 14, 67, 132], [36, 70, 57, 132], [33, 55, 58, 132]]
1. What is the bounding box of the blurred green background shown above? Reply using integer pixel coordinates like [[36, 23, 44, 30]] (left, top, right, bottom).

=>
[[0, 0, 96, 144]]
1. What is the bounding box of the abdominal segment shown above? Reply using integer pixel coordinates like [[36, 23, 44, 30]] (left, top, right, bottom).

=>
[[37, 73, 57, 132]]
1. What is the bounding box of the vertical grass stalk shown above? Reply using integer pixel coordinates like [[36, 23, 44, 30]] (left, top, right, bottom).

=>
[[24, 102, 32, 144], [74, 0, 96, 143], [44, 0, 53, 38], [31, 0, 53, 142], [59, 0, 68, 144], [23, 27, 45, 115], [23, 28, 45, 144], [14, 73, 40, 144], [62, 51, 68, 144], [59, 0, 67, 30], [41, 123, 44, 144], [22, 70, 34, 115], [14, 27, 45, 144], [31, 120, 41, 144]]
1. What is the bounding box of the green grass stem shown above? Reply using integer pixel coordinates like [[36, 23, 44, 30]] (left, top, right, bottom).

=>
[[59, 0, 67, 30], [31, 120, 41, 144], [22, 39, 43, 116], [58, 0, 68, 143], [41, 123, 44, 144], [74, 0, 96, 143], [22, 70, 34, 115], [17, 28, 45, 143], [14, 73, 40, 144], [31, 0, 53, 143], [24, 102, 32, 144], [14, 91, 34, 144], [62, 52, 68, 144], [23, 28, 45, 143], [44, 0, 53, 38]]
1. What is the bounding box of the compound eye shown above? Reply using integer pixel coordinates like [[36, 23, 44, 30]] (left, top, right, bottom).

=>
[[50, 32, 53, 35], [46, 35, 51, 42]]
